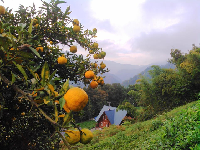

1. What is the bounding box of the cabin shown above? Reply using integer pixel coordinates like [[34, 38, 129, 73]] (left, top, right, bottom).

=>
[[95, 105, 127, 128]]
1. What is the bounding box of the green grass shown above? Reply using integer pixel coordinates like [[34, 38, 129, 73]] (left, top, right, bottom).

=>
[[77, 120, 96, 130], [77, 100, 200, 150]]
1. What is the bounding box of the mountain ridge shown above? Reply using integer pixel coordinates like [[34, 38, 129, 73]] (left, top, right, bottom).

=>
[[121, 62, 176, 87]]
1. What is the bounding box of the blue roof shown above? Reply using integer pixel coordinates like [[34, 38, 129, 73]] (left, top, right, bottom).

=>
[[105, 110, 115, 124], [95, 105, 127, 125]]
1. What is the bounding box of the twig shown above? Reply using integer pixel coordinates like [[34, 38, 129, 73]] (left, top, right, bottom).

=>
[[57, 131, 71, 150]]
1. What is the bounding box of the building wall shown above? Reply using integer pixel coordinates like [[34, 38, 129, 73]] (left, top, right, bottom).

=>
[[96, 112, 111, 128]]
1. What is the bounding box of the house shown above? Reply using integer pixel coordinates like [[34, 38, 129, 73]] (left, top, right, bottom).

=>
[[95, 105, 127, 128]]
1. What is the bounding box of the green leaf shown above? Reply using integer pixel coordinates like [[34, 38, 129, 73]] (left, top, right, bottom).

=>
[[13, 62, 28, 81], [63, 6, 70, 20], [59, 79, 69, 95], [62, 111, 72, 127], [65, 6, 70, 13], [29, 47, 42, 58], [55, 1, 66, 5], [41, 62, 49, 86], [32, 65, 41, 72], [59, 97, 65, 110], [89, 30, 93, 34], [11, 72, 16, 84], [62, 79, 69, 92], [27, 67, 39, 84], [28, 19, 34, 34], [49, 69, 57, 82], [16, 51, 34, 59], [53, 77, 60, 81]]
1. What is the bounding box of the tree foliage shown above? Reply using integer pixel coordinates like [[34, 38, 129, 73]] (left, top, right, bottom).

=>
[[128, 45, 200, 121], [0, 0, 108, 149]]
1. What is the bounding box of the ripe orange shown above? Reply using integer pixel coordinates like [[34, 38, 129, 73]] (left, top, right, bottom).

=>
[[0, 6, 6, 15], [89, 50, 94, 54], [93, 54, 98, 59], [64, 87, 88, 112], [73, 19, 79, 26], [21, 112, 25, 116], [100, 51, 106, 58], [94, 63, 98, 68], [93, 28, 97, 32], [73, 25, 80, 32], [33, 19, 38, 25], [57, 56, 67, 64], [93, 42, 98, 48], [97, 77, 104, 85], [85, 70, 95, 79], [97, 53, 102, 59], [65, 130, 80, 145], [70, 45, 77, 53], [91, 63, 97, 68], [90, 80, 98, 89], [80, 129, 93, 144], [36, 46, 43, 52], [34, 24, 39, 28], [100, 62, 106, 69]]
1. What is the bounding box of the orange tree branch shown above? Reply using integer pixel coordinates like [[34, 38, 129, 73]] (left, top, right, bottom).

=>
[[0, 71, 62, 128]]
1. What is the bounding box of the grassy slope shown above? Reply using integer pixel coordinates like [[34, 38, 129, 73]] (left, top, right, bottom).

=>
[[77, 101, 200, 150], [77, 120, 96, 130]]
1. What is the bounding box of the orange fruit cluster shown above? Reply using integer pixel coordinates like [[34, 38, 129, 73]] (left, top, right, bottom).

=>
[[64, 128, 93, 145], [73, 19, 80, 32]]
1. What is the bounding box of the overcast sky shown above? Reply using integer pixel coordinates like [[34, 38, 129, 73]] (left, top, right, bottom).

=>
[[2, 0, 200, 65]]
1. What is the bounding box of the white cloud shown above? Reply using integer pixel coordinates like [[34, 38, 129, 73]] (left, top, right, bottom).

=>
[[90, 0, 145, 28], [3, 0, 200, 66]]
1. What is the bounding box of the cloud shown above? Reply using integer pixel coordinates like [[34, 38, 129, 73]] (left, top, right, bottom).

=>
[[130, 0, 200, 64], [5, 0, 200, 66]]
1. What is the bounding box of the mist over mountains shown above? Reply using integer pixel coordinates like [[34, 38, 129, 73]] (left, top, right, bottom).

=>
[[71, 60, 175, 87], [101, 60, 175, 85], [100, 60, 150, 83], [121, 63, 175, 87]]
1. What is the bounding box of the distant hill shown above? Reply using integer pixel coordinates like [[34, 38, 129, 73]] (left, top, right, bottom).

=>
[[121, 63, 176, 87], [103, 72, 122, 84], [92, 60, 150, 83], [70, 60, 174, 87]]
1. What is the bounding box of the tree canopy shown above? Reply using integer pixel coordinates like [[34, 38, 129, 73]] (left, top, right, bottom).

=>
[[0, 0, 108, 149]]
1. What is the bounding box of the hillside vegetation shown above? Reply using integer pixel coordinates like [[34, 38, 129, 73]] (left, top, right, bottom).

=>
[[122, 62, 175, 87], [77, 100, 200, 150]]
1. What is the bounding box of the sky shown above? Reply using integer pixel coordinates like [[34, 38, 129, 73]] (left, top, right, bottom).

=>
[[2, 0, 200, 66]]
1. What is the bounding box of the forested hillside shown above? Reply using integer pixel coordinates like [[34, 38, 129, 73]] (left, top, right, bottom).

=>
[[122, 62, 175, 87]]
